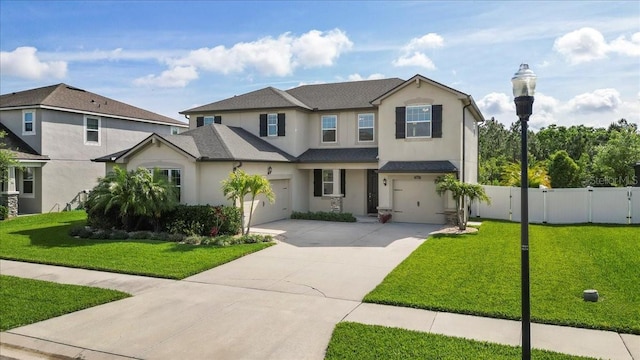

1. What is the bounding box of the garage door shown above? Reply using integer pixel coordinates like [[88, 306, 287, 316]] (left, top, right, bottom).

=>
[[244, 179, 290, 226], [392, 178, 444, 224]]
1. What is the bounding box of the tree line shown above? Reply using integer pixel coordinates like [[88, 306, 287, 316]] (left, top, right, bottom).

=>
[[479, 119, 640, 188]]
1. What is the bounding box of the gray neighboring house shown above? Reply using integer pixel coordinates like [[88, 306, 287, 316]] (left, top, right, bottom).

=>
[[0, 83, 188, 216], [98, 75, 484, 225]]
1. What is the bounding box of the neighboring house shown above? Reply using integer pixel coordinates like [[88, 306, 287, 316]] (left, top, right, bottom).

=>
[[96, 75, 484, 225], [0, 83, 188, 216]]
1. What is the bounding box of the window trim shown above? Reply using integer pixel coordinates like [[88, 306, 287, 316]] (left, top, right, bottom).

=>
[[267, 113, 278, 137], [170, 126, 180, 135], [203, 116, 215, 126], [22, 110, 36, 135], [149, 168, 182, 202], [84, 115, 101, 145], [405, 104, 432, 138], [321, 115, 337, 143], [322, 169, 334, 196], [357, 113, 375, 142], [19, 167, 35, 198]]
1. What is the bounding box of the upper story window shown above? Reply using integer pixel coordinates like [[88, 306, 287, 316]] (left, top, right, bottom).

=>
[[22, 110, 35, 135], [358, 113, 374, 142], [170, 126, 181, 135], [406, 105, 431, 138], [204, 116, 222, 125], [321, 115, 337, 143], [84, 115, 101, 145], [267, 114, 278, 136]]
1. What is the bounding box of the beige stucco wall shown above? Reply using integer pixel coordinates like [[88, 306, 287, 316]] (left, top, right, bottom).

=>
[[463, 106, 479, 183], [306, 168, 369, 216], [306, 110, 379, 149], [39, 160, 104, 213]]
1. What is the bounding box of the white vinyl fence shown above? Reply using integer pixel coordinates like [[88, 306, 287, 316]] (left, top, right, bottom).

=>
[[471, 186, 640, 224]]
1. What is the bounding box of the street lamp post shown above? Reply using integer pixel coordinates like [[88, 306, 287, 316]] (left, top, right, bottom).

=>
[[512, 63, 536, 360]]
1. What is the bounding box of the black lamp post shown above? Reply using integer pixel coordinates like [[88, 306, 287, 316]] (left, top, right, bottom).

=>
[[512, 63, 536, 360]]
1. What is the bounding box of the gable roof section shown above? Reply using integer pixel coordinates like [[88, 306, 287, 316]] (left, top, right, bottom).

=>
[[371, 74, 485, 122], [285, 78, 404, 111], [0, 83, 187, 127], [181, 78, 405, 114], [99, 124, 295, 163], [0, 123, 49, 161], [181, 87, 312, 114], [378, 160, 458, 173], [297, 147, 378, 163]]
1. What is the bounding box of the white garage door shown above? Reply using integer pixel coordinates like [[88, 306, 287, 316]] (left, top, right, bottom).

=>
[[392, 177, 444, 224], [244, 179, 290, 226]]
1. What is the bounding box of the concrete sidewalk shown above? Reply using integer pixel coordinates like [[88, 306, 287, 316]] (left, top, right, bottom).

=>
[[1, 219, 638, 360]]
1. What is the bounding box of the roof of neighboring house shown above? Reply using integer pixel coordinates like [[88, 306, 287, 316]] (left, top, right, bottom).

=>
[[378, 160, 458, 173], [96, 124, 296, 163], [0, 123, 49, 161], [297, 147, 378, 163], [181, 78, 405, 114], [0, 83, 187, 127]]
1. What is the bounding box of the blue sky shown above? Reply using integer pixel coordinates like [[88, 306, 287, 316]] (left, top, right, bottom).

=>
[[1, 1, 639, 130]]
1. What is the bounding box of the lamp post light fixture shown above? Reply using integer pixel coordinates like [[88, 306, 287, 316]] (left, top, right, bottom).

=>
[[512, 63, 536, 360]]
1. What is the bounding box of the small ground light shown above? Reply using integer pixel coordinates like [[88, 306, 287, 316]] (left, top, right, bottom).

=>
[[583, 289, 599, 302]]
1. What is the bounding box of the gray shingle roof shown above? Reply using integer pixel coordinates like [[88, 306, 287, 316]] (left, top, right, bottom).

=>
[[181, 87, 311, 113], [297, 147, 378, 163], [96, 124, 295, 163], [286, 78, 404, 110], [0, 123, 49, 161], [0, 83, 187, 126], [181, 78, 405, 114], [378, 161, 458, 173]]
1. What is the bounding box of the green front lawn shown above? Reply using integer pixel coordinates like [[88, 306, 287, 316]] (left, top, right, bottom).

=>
[[325, 322, 594, 360], [364, 220, 640, 334], [1, 275, 129, 331], [0, 211, 273, 279]]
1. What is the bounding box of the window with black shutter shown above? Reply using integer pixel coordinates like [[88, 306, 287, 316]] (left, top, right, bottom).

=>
[[313, 169, 322, 197], [196, 116, 204, 127], [432, 105, 443, 138], [395, 107, 405, 139]]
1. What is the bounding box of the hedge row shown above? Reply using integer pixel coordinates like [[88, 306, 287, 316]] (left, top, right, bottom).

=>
[[290, 211, 357, 222]]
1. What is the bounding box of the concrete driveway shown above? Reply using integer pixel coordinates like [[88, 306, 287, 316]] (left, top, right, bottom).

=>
[[5, 220, 440, 360]]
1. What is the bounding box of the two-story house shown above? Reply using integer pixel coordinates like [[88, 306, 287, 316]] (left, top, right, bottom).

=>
[[96, 75, 484, 225], [0, 83, 188, 216]]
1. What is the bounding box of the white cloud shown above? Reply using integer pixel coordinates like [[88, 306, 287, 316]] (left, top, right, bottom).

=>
[[529, 92, 560, 129], [477, 92, 513, 115], [392, 33, 443, 70], [404, 33, 444, 52], [565, 88, 622, 113], [554, 28, 640, 64], [0, 46, 67, 79], [161, 29, 352, 83], [347, 73, 385, 81], [608, 32, 640, 57], [133, 65, 199, 88], [392, 52, 436, 70], [291, 29, 353, 67]]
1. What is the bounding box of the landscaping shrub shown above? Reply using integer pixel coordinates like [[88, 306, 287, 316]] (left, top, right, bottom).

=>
[[109, 230, 129, 240], [77, 228, 93, 239], [0, 205, 8, 220], [163, 205, 241, 236], [68, 225, 86, 237], [291, 211, 356, 222], [129, 231, 152, 240], [89, 230, 112, 240]]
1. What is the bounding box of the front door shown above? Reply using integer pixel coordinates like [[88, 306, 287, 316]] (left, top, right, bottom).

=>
[[367, 169, 379, 214]]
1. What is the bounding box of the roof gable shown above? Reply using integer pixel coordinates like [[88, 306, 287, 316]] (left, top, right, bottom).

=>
[[0, 123, 49, 161], [181, 87, 311, 114], [1, 83, 187, 126]]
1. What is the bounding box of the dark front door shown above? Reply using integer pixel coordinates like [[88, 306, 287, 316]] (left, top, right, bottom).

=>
[[367, 169, 379, 214]]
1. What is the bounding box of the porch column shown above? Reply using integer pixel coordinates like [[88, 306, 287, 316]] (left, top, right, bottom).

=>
[[330, 168, 343, 213], [1, 167, 19, 218]]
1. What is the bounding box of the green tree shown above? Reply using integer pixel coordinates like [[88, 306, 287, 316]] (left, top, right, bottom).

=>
[[86, 166, 177, 230], [222, 170, 275, 235], [436, 174, 490, 230], [501, 162, 551, 188], [0, 130, 19, 185], [548, 150, 581, 188], [592, 129, 640, 186]]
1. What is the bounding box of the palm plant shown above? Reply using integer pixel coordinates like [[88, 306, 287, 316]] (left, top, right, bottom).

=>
[[221, 170, 275, 235], [501, 162, 551, 188], [436, 174, 490, 230]]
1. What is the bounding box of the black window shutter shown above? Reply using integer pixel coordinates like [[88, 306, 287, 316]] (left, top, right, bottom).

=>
[[341, 169, 346, 197], [196, 116, 204, 127], [214, 115, 222, 124], [259, 114, 267, 137], [313, 169, 322, 197], [395, 107, 406, 139], [277, 113, 286, 136], [432, 105, 443, 138]]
